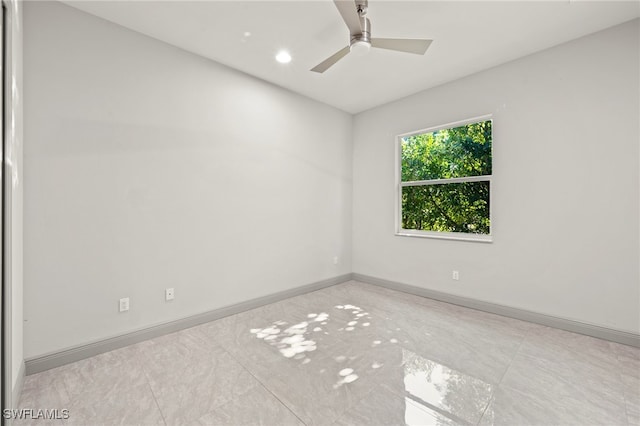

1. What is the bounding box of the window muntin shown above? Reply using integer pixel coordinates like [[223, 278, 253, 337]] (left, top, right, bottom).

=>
[[397, 117, 492, 241]]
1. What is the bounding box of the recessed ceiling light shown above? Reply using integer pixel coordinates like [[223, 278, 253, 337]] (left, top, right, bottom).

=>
[[275, 50, 292, 64], [243, 31, 251, 38]]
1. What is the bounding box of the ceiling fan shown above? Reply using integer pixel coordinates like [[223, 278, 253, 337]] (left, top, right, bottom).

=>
[[311, 0, 432, 73]]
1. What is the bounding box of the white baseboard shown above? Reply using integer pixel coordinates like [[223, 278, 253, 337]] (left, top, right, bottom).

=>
[[25, 274, 353, 375], [353, 273, 640, 348], [25, 271, 639, 376]]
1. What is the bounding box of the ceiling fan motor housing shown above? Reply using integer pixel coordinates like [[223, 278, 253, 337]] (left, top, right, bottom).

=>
[[351, 0, 370, 52], [350, 15, 371, 48]]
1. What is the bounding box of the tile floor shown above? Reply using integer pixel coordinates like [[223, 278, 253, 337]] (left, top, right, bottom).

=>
[[16, 280, 640, 425]]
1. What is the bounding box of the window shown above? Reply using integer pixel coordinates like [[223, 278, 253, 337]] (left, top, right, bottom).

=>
[[396, 116, 493, 242]]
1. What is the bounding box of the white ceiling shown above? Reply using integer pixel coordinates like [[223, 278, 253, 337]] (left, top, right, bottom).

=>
[[63, 1, 639, 114]]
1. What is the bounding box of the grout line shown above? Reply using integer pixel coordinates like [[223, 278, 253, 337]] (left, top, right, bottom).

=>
[[133, 350, 168, 426], [216, 343, 309, 426], [405, 391, 472, 425], [204, 284, 385, 426], [146, 381, 168, 426], [495, 332, 527, 386], [476, 329, 528, 425]]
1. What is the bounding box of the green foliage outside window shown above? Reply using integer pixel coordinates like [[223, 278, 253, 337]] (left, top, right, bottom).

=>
[[400, 120, 492, 235]]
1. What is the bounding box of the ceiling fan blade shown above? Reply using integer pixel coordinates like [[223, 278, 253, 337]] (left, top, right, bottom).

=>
[[371, 38, 433, 55], [311, 46, 350, 73], [333, 0, 362, 36]]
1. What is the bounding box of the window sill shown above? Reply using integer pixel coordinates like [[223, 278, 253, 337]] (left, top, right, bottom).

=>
[[395, 230, 493, 243]]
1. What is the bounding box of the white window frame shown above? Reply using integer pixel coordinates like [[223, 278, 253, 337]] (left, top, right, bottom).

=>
[[395, 114, 493, 243]]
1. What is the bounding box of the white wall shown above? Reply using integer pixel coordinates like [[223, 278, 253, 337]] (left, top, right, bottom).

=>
[[23, 1, 352, 358], [23, 0, 639, 362], [353, 20, 640, 334]]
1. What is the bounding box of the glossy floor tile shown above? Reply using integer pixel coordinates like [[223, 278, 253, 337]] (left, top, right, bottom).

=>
[[17, 281, 639, 425]]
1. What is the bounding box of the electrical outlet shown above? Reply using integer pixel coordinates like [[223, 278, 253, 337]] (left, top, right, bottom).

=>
[[452, 270, 460, 280], [119, 297, 129, 312], [333, 256, 339, 265], [165, 288, 174, 301]]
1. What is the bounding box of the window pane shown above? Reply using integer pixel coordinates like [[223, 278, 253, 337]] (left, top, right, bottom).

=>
[[401, 182, 490, 234], [401, 120, 492, 182]]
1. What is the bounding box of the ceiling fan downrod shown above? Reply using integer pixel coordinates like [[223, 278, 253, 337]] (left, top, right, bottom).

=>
[[351, 3, 371, 55]]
